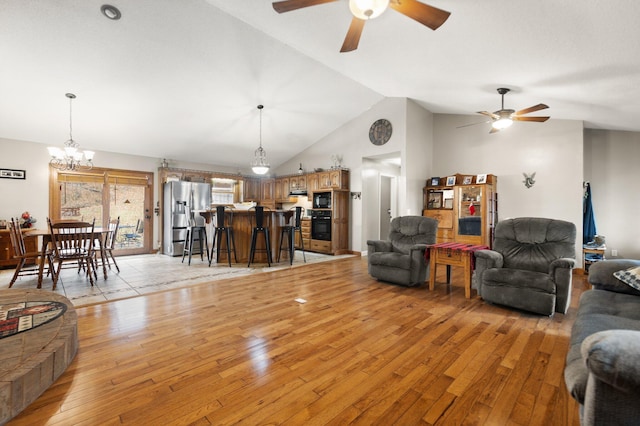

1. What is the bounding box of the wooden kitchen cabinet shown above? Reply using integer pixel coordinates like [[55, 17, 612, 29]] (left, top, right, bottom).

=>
[[318, 169, 349, 190], [260, 178, 276, 209], [329, 170, 349, 189], [306, 173, 319, 192], [295, 218, 311, 250], [243, 177, 261, 201], [274, 177, 290, 202], [289, 175, 307, 191]]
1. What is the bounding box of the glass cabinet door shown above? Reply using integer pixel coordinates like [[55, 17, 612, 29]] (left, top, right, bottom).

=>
[[457, 186, 482, 236]]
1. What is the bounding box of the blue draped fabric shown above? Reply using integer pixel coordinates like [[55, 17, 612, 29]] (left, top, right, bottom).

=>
[[583, 182, 597, 244]]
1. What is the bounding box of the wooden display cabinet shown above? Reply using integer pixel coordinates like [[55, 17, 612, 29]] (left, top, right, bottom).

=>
[[423, 187, 455, 243], [423, 174, 497, 248]]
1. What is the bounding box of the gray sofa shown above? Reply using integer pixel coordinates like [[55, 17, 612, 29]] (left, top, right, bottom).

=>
[[564, 259, 640, 425], [367, 216, 437, 287]]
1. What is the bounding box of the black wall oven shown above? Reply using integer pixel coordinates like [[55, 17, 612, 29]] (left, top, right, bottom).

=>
[[311, 210, 332, 241]]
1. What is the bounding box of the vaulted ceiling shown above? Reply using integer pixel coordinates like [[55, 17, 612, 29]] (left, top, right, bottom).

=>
[[1, 0, 639, 171]]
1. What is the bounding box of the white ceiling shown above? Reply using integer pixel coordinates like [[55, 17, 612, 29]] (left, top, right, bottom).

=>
[[2, 0, 639, 171]]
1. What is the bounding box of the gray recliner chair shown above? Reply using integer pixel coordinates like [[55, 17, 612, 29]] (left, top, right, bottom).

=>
[[367, 216, 438, 287], [474, 217, 576, 315]]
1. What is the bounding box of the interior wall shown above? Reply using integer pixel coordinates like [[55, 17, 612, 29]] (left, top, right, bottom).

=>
[[0, 137, 240, 250], [432, 114, 584, 262], [275, 97, 411, 252], [584, 129, 640, 259], [404, 100, 434, 216]]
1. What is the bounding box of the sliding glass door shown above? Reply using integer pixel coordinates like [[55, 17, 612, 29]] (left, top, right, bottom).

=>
[[50, 167, 154, 255]]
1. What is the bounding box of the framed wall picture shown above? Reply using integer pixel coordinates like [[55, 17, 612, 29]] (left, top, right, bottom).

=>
[[476, 173, 487, 184], [430, 177, 440, 186], [446, 176, 456, 186], [463, 175, 473, 185], [0, 168, 26, 179]]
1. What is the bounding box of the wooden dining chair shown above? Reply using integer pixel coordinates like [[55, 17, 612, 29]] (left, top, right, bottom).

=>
[[94, 216, 120, 273], [7, 218, 53, 288], [48, 217, 96, 289]]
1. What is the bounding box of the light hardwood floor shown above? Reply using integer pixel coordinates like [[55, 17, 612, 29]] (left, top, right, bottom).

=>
[[8, 256, 583, 425]]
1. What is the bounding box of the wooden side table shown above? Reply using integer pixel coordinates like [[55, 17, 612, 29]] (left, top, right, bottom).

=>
[[427, 242, 489, 299], [583, 244, 606, 274]]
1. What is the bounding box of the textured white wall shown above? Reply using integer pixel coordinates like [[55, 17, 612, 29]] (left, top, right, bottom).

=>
[[433, 114, 584, 261], [584, 129, 640, 259]]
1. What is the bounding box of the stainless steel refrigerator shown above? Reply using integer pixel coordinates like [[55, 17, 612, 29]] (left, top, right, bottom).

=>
[[163, 181, 211, 256]]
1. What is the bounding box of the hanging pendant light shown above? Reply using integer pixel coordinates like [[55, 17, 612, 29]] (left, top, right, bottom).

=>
[[48, 93, 95, 171], [251, 104, 270, 175]]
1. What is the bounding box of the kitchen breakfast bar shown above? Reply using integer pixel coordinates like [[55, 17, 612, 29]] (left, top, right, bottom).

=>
[[199, 209, 296, 264]]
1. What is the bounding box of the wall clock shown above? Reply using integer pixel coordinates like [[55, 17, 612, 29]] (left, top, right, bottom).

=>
[[369, 119, 392, 146]]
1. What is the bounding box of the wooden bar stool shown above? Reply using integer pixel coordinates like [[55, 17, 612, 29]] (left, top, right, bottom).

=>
[[209, 205, 237, 267], [277, 206, 306, 265], [248, 206, 272, 267]]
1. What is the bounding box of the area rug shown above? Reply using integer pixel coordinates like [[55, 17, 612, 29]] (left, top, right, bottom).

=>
[[0, 251, 355, 307]]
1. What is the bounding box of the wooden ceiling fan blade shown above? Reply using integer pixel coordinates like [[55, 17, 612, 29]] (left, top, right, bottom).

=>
[[512, 116, 550, 122], [340, 17, 365, 52], [389, 0, 451, 30], [272, 0, 338, 14], [477, 111, 499, 120], [515, 103, 549, 116]]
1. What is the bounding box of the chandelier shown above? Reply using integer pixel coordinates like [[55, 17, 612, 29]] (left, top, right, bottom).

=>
[[48, 93, 95, 171], [251, 104, 270, 175]]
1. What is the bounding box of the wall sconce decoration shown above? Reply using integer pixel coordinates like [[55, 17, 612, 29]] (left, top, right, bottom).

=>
[[523, 172, 536, 188]]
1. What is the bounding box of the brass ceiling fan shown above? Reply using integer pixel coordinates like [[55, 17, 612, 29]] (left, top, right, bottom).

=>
[[272, 0, 451, 52], [466, 88, 550, 133]]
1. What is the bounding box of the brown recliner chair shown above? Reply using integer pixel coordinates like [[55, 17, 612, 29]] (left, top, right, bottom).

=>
[[367, 216, 438, 287]]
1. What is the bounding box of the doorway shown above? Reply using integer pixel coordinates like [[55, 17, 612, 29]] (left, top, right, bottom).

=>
[[379, 175, 392, 238], [49, 167, 154, 255]]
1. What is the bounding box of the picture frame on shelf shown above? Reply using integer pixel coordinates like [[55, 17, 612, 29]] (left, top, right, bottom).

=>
[[444, 198, 454, 209], [463, 175, 473, 185], [446, 176, 456, 186], [428, 192, 443, 209], [430, 177, 440, 186], [476, 173, 487, 184]]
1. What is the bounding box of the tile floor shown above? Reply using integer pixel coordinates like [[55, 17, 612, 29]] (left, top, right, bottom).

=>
[[1, 251, 353, 307]]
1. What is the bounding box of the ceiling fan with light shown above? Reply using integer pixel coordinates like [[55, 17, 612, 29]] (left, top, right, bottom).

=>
[[272, 0, 451, 52], [463, 88, 550, 134]]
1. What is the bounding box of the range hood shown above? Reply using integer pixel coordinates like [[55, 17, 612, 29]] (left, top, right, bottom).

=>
[[289, 189, 308, 197]]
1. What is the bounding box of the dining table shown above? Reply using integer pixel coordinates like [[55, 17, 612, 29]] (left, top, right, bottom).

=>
[[26, 227, 110, 288]]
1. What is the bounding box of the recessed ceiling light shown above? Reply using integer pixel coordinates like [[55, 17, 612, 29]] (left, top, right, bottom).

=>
[[101, 4, 121, 20]]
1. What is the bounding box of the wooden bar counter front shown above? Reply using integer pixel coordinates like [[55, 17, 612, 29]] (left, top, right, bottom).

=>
[[200, 209, 293, 264]]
